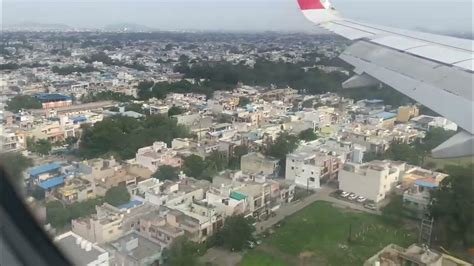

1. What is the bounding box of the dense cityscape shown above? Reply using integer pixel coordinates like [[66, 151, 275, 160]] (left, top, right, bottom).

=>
[[1, 29, 472, 266]]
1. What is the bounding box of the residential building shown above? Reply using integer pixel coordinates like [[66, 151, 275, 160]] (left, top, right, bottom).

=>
[[55, 231, 109, 266], [240, 152, 279, 176], [364, 243, 472, 266], [338, 160, 404, 202], [401, 168, 448, 217], [410, 115, 458, 132], [397, 105, 419, 123], [135, 142, 181, 173], [107, 231, 162, 266], [286, 151, 336, 190]]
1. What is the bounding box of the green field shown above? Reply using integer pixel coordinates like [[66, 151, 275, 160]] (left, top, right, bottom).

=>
[[240, 201, 416, 266]]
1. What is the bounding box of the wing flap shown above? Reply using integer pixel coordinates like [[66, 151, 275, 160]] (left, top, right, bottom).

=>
[[407, 45, 474, 65]]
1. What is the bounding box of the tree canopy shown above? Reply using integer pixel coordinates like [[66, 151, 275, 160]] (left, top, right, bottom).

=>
[[182, 152, 228, 181], [79, 115, 191, 160], [104, 186, 131, 207], [0, 152, 33, 186], [153, 165, 180, 181], [46, 198, 104, 228], [27, 138, 53, 156], [80, 91, 134, 103], [265, 132, 299, 175], [238, 96, 251, 107], [52, 65, 97, 75], [6, 95, 42, 112], [164, 236, 202, 266], [430, 164, 474, 248], [168, 106, 185, 117], [209, 215, 255, 251], [298, 128, 319, 142]]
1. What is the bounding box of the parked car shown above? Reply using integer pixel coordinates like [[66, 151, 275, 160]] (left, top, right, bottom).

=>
[[356, 196, 367, 203], [340, 191, 350, 198], [348, 194, 358, 200], [364, 203, 377, 210]]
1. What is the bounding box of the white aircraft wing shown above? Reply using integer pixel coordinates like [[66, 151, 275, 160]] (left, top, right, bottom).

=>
[[297, 0, 474, 158]]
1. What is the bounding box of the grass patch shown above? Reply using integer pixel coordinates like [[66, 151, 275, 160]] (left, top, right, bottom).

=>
[[240, 250, 288, 266], [243, 201, 416, 265]]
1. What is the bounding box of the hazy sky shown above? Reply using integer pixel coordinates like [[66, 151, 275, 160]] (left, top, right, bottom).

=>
[[2, 0, 473, 33]]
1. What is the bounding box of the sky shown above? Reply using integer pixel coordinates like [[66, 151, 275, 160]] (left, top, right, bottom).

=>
[[2, 0, 473, 33]]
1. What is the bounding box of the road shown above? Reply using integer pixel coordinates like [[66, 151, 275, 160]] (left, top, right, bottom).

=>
[[256, 186, 379, 234]]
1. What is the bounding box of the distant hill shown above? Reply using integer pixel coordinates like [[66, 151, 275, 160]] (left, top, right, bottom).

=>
[[103, 23, 156, 32]]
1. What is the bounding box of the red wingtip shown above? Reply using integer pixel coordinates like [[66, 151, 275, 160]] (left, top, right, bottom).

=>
[[297, 0, 325, 10]]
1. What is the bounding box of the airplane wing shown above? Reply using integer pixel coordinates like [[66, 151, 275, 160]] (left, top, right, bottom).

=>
[[297, 0, 474, 158]]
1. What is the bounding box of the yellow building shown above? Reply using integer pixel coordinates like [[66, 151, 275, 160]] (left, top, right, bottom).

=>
[[397, 105, 420, 123]]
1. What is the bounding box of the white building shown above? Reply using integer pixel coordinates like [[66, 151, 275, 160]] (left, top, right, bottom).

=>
[[55, 231, 109, 266], [338, 160, 404, 202], [285, 152, 323, 190], [135, 142, 181, 173]]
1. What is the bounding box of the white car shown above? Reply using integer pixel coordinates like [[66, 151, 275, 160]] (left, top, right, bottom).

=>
[[356, 196, 367, 203], [348, 194, 358, 200], [340, 191, 350, 198]]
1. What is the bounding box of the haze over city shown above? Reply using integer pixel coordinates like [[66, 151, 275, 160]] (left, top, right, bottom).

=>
[[2, 0, 473, 33]]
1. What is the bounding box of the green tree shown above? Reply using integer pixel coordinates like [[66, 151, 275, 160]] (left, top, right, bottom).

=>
[[182, 155, 207, 180], [165, 236, 200, 266], [385, 143, 421, 165], [31, 185, 45, 200], [104, 186, 130, 207], [209, 215, 255, 251], [229, 145, 248, 169], [0, 152, 33, 186], [6, 95, 42, 112], [380, 195, 417, 224], [298, 128, 318, 141], [302, 99, 313, 108], [416, 128, 456, 164], [168, 106, 185, 117], [46, 201, 70, 228], [205, 151, 228, 173], [238, 96, 251, 107], [430, 164, 474, 248], [153, 165, 180, 181], [28, 138, 53, 156], [79, 116, 191, 160], [265, 132, 299, 175]]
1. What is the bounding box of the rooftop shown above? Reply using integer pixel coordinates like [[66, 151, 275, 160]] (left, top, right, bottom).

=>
[[110, 231, 161, 261], [38, 175, 65, 190], [28, 162, 61, 177], [56, 232, 107, 265]]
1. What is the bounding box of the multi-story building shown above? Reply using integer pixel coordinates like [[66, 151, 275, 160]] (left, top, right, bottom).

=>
[[135, 142, 181, 173], [338, 160, 405, 202], [55, 231, 109, 266], [286, 151, 337, 190], [108, 231, 162, 266]]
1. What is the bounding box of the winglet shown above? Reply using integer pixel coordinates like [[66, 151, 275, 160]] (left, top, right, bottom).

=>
[[297, 0, 340, 25]]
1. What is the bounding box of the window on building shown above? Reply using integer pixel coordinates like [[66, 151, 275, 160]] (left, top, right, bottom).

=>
[[309, 177, 315, 182]]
